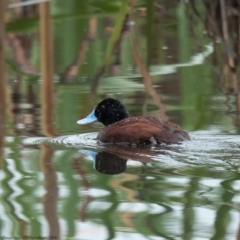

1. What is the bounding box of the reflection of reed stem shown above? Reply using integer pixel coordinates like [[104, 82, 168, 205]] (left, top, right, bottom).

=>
[[129, 0, 167, 119], [237, 212, 240, 240], [0, 0, 6, 165], [61, 17, 97, 83], [40, 145, 60, 238], [220, 0, 235, 68], [91, 0, 129, 94], [40, 2, 57, 137], [72, 159, 92, 221]]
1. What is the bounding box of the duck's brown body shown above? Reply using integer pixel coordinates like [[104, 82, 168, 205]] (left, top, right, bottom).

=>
[[77, 98, 190, 145], [97, 115, 190, 145]]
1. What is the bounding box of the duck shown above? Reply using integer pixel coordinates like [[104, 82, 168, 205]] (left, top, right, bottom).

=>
[[77, 98, 190, 145]]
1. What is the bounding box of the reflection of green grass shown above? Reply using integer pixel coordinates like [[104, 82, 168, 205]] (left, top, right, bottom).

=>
[[54, 151, 79, 237], [104, 0, 129, 65], [6, 17, 39, 33], [1, 138, 43, 236], [91, 0, 122, 12], [6, 13, 112, 33], [5, 0, 233, 132], [1, 136, 239, 239], [3, 1, 240, 239], [6, 60, 39, 81], [6, 0, 124, 33], [177, 2, 222, 131]]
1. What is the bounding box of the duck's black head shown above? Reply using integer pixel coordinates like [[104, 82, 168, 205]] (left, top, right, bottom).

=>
[[77, 98, 130, 126], [95, 98, 129, 126]]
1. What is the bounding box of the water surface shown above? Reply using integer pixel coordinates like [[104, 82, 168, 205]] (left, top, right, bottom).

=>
[[1, 1, 240, 239]]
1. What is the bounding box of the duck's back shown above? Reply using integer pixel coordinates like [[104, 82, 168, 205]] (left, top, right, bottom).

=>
[[97, 116, 190, 145]]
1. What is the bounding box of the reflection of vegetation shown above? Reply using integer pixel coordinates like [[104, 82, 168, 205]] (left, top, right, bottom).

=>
[[2, 140, 239, 239], [2, 1, 240, 239], [6, 18, 39, 33], [6, 59, 39, 81], [6, 0, 125, 33], [6, 0, 236, 132], [187, 0, 240, 131]]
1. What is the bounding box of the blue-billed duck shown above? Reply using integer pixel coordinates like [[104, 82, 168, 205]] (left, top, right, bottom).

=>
[[77, 98, 190, 145]]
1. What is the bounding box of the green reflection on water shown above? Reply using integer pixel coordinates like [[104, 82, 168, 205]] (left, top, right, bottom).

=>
[[2, 0, 240, 239]]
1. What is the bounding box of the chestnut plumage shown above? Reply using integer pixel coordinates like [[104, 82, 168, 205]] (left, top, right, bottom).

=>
[[77, 98, 190, 145]]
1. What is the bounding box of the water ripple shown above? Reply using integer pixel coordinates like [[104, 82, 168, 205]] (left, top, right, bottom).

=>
[[23, 131, 240, 171]]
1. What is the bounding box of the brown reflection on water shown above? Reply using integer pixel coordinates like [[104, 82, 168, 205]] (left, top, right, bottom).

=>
[[111, 171, 138, 232], [11, 82, 41, 136], [7, 33, 38, 74], [111, 172, 138, 231], [6, 2, 38, 74], [100, 144, 167, 163], [111, 172, 138, 202], [40, 145, 60, 239], [119, 211, 135, 232], [0, 0, 7, 166], [39, 2, 57, 137], [72, 158, 92, 222]]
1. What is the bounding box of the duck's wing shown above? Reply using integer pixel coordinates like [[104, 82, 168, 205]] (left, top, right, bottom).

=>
[[143, 116, 190, 141], [97, 116, 190, 145]]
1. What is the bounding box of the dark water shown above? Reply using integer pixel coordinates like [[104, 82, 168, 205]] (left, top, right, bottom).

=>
[[1, 1, 240, 239]]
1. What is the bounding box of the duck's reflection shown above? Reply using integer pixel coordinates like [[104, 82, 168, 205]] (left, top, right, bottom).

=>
[[81, 145, 158, 175], [94, 151, 127, 175]]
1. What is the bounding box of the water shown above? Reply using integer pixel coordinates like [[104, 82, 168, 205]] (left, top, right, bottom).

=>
[[4, 131, 240, 239], [1, 1, 240, 239]]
